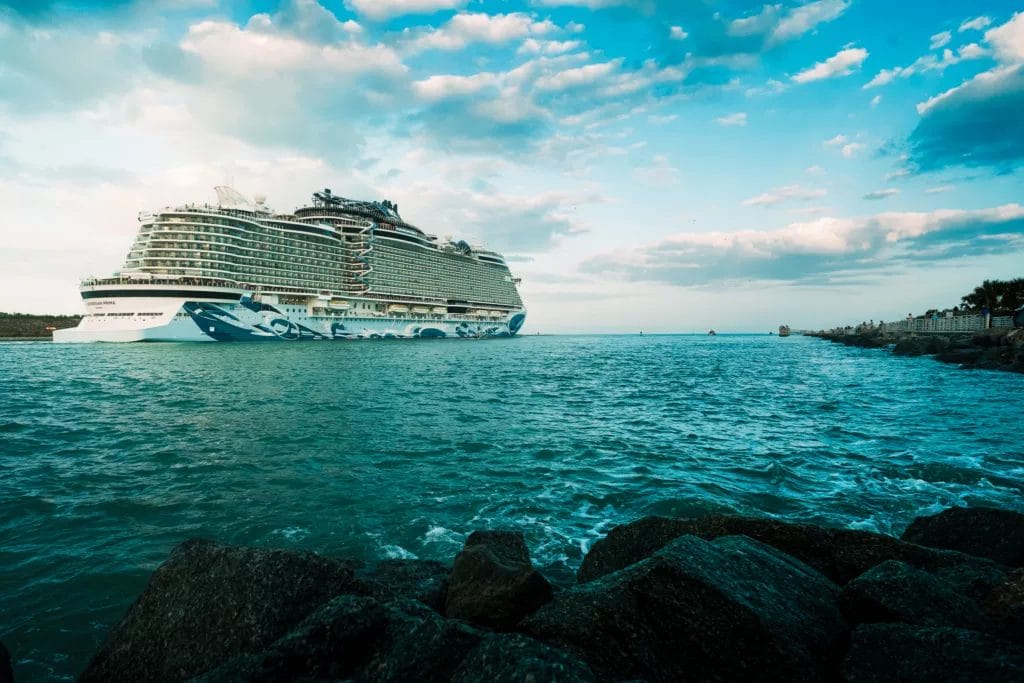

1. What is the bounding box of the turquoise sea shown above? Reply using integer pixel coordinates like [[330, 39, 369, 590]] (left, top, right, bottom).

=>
[[2, 334, 1023, 680]]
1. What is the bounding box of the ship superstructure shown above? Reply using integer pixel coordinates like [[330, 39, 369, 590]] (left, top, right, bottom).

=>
[[55, 187, 526, 342]]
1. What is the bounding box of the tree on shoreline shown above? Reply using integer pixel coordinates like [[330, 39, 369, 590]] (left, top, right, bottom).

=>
[[960, 278, 1024, 315]]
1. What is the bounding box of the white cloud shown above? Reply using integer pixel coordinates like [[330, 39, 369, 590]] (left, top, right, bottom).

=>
[[841, 142, 864, 157], [669, 25, 688, 40], [715, 112, 747, 126], [534, 60, 620, 90], [770, 0, 850, 44], [180, 20, 406, 76], [407, 12, 558, 52], [728, 0, 849, 44], [863, 43, 989, 89], [870, 94, 882, 106], [863, 188, 899, 200], [959, 16, 992, 32], [412, 72, 500, 100], [344, 0, 468, 20], [742, 184, 826, 206], [583, 204, 1024, 286], [805, 164, 825, 175], [986, 11, 1024, 63], [930, 30, 952, 50], [823, 134, 848, 147], [925, 185, 955, 194], [792, 47, 868, 84], [517, 38, 583, 56]]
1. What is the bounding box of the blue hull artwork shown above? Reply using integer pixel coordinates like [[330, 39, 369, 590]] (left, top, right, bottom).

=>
[[182, 302, 525, 341]]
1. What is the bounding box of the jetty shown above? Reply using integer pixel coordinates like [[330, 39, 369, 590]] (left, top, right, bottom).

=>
[[9, 505, 1019, 681], [806, 314, 1024, 373]]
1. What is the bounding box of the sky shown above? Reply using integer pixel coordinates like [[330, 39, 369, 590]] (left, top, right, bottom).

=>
[[1, 0, 1022, 333]]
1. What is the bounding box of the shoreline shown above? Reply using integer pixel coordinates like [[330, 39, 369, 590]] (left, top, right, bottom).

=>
[[10, 505, 1020, 682], [807, 326, 1024, 374]]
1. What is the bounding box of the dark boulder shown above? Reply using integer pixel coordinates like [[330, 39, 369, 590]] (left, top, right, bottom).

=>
[[983, 569, 1024, 644], [446, 530, 553, 629], [197, 597, 593, 683], [81, 539, 371, 682], [524, 534, 846, 682], [840, 623, 1024, 682], [452, 633, 595, 682], [359, 559, 450, 613], [902, 506, 1024, 566], [0, 641, 13, 683], [578, 514, 1007, 586], [892, 337, 926, 356], [192, 595, 390, 682], [839, 560, 987, 630]]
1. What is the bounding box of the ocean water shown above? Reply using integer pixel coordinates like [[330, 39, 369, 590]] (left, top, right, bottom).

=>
[[1, 334, 1023, 680]]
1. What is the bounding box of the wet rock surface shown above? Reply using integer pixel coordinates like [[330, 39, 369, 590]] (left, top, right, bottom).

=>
[[445, 529, 553, 630], [808, 327, 1024, 373], [76, 505, 1024, 682], [902, 506, 1024, 567], [840, 623, 1024, 682], [838, 560, 987, 630], [80, 539, 371, 683], [577, 514, 1002, 585], [525, 534, 846, 682], [1, 641, 13, 683]]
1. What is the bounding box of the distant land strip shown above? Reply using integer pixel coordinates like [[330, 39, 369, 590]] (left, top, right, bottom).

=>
[[0, 313, 82, 339]]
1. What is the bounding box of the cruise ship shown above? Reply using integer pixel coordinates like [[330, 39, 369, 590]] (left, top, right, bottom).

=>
[[54, 187, 526, 342]]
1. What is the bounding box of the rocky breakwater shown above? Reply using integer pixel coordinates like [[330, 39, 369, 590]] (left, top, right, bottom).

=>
[[808, 327, 1024, 373], [6, 506, 1023, 681]]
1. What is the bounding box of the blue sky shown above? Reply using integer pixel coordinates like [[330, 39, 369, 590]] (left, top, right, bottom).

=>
[[1, 0, 1022, 332]]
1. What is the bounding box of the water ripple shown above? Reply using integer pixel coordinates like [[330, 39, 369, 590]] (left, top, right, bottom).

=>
[[1, 335, 1023, 680]]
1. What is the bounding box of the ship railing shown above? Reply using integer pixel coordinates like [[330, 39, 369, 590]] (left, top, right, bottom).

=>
[[81, 275, 243, 289]]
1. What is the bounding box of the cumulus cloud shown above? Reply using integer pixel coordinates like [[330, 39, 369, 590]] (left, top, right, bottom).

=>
[[581, 204, 1024, 285], [405, 12, 558, 52], [742, 184, 826, 207], [344, 0, 468, 21], [930, 31, 952, 50], [863, 43, 988, 89], [907, 13, 1024, 172], [792, 47, 868, 83], [959, 16, 992, 32], [729, 0, 849, 45], [863, 188, 899, 200], [669, 25, 687, 40], [517, 38, 583, 55], [715, 112, 747, 126]]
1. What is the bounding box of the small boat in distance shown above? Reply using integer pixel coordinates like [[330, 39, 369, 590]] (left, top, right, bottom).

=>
[[778, 325, 791, 337]]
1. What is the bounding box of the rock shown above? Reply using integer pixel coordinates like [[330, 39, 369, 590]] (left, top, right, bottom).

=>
[[81, 539, 371, 683], [578, 514, 1006, 586], [197, 598, 593, 683], [893, 337, 926, 356], [839, 560, 987, 629], [192, 595, 390, 682], [839, 623, 1024, 682], [361, 599, 485, 681], [359, 559, 450, 613], [0, 641, 13, 683], [524, 534, 846, 682], [902, 506, 1024, 566], [452, 633, 595, 682], [982, 569, 1024, 644], [446, 530, 553, 630]]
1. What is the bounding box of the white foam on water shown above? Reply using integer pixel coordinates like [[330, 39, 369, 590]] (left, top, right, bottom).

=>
[[271, 526, 310, 542], [380, 544, 417, 560]]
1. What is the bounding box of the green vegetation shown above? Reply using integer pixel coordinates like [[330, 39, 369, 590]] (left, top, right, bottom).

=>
[[0, 312, 82, 338], [960, 278, 1024, 315]]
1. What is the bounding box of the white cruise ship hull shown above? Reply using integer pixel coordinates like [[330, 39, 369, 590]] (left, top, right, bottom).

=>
[[54, 297, 527, 343]]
